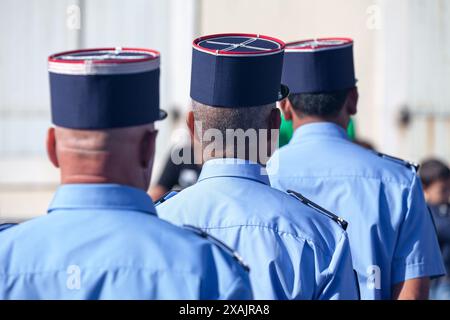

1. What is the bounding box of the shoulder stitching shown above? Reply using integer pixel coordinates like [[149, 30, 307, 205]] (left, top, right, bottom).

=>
[[183, 224, 250, 272], [287, 190, 348, 230]]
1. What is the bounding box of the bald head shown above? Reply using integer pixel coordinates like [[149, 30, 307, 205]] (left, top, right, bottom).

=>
[[188, 100, 281, 163], [47, 124, 157, 190]]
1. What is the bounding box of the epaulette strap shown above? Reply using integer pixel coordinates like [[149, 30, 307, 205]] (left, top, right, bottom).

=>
[[375, 152, 420, 171], [154, 190, 179, 206], [0, 223, 17, 232], [183, 224, 250, 272], [287, 190, 348, 230]]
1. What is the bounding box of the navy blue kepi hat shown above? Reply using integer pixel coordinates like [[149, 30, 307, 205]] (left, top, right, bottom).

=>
[[48, 47, 167, 129], [190, 33, 289, 107], [282, 38, 356, 94]]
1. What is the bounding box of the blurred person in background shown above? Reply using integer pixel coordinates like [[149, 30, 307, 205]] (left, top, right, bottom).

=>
[[150, 110, 203, 201], [0, 48, 252, 299], [150, 144, 202, 201], [420, 158, 450, 300]]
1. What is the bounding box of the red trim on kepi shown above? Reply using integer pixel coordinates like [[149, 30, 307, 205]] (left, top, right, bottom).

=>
[[190, 33, 288, 107], [48, 47, 160, 65], [282, 37, 356, 94], [193, 33, 285, 56], [285, 38, 353, 52], [48, 47, 165, 129]]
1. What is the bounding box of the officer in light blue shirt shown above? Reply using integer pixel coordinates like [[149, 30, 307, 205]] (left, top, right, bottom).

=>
[[157, 33, 359, 300], [0, 48, 252, 300], [267, 38, 445, 299]]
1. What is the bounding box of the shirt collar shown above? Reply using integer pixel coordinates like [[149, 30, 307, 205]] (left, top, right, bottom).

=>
[[48, 184, 157, 216], [198, 158, 270, 185], [291, 122, 349, 144]]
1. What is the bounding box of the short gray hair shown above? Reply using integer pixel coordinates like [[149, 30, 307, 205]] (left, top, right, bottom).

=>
[[191, 100, 277, 161], [192, 100, 275, 136]]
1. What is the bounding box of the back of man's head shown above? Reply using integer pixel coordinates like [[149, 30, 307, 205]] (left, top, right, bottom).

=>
[[189, 100, 279, 163], [47, 124, 157, 190], [420, 158, 450, 205], [288, 89, 350, 119], [420, 159, 450, 188]]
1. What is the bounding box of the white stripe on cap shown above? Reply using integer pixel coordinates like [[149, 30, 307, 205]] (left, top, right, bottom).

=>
[[285, 39, 353, 53], [48, 48, 160, 75], [48, 58, 160, 75]]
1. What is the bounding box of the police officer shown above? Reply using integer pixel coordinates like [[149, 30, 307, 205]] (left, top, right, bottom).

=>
[[157, 33, 359, 300], [267, 38, 445, 299], [0, 48, 252, 299]]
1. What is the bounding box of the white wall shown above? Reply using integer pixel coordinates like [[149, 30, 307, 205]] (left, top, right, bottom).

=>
[[378, 0, 450, 161]]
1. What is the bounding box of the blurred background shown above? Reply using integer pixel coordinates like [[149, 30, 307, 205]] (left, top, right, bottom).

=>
[[0, 0, 449, 222]]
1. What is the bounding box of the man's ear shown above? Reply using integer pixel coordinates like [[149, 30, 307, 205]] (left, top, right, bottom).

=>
[[279, 98, 294, 121], [46, 127, 59, 168], [346, 87, 359, 115], [140, 129, 158, 168], [186, 111, 197, 141]]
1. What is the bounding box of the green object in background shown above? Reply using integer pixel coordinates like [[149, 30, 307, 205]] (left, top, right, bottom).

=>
[[347, 118, 356, 141], [278, 115, 356, 147], [279, 113, 294, 147]]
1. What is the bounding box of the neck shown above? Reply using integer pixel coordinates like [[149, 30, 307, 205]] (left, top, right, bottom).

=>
[[292, 114, 349, 131], [200, 146, 273, 166], [58, 154, 149, 190]]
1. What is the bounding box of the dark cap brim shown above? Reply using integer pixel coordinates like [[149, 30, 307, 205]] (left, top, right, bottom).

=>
[[158, 109, 168, 121], [277, 84, 290, 101]]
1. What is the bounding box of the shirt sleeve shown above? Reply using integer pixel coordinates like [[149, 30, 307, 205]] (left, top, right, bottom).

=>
[[392, 174, 446, 285], [318, 231, 360, 300]]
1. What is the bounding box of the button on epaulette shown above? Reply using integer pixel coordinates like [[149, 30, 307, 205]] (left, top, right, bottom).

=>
[[154, 190, 179, 206], [183, 224, 250, 272], [375, 152, 420, 171], [287, 190, 348, 230]]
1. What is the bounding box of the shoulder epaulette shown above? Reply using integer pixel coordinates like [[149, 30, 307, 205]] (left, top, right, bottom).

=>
[[375, 152, 420, 171], [154, 190, 179, 206], [0, 223, 17, 232], [183, 224, 250, 272], [287, 190, 348, 230]]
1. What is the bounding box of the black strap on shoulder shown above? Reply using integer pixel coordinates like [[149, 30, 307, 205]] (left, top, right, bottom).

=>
[[153, 190, 180, 206], [287, 190, 348, 230], [375, 151, 420, 171], [0, 223, 17, 232], [183, 224, 250, 272]]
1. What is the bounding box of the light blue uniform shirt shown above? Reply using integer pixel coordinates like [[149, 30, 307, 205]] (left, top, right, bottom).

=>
[[158, 158, 359, 300], [0, 184, 252, 299], [267, 122, 446, 299]]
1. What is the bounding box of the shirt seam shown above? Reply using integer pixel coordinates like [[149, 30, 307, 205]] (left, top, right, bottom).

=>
[[0, 266, 200, 277], [272, 174, 412, 187], [199, 224, 335, 258]]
